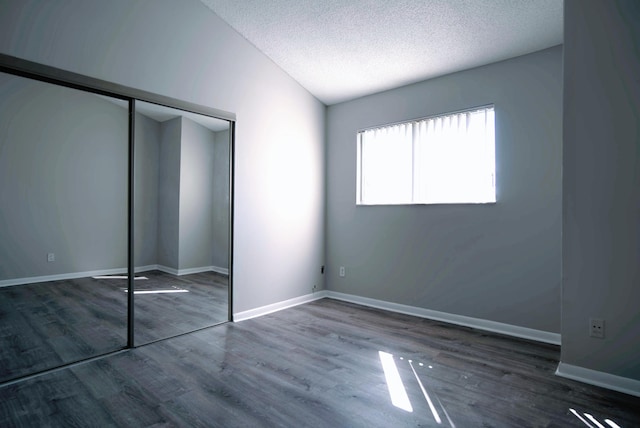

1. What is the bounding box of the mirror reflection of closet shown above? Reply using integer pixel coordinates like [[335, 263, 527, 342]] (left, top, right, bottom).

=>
[[133, 100, 230, 344], [0, 71, 128, 382]]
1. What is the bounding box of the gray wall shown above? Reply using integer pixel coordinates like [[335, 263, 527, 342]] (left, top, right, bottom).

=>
[[134, 111, 160, 268], [212, 129, 230, 270], [0, 73, 128, 279], [0, 0, 326, 313], [179, 117, 215, 270], [326, 46, 563, 333], [156, 117, 182, 270], [0, 84, 229, 279], [562, 0, 640, 379], [155, 116, 227, 272]]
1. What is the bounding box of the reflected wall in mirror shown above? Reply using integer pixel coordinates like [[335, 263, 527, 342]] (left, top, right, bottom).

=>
[[133, 101, 230, 344], [0, 71, 128, 382]]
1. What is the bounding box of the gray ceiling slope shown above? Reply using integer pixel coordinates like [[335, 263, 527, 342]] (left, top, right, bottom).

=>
[[199, 0, 563, 105]]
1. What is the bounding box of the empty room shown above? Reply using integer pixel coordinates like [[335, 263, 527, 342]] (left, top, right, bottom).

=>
[[0, 0, 639, 426]]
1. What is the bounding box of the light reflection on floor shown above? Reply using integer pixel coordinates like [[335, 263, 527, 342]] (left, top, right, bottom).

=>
[[94, 275, 190, 294], [379, 352, 624, 428], [124, 289, 189, 294], [379, 351, 413, 412], [378, 351, 454, 426], [407, 357, 446, 425], [570, 408, 622, 428], [123, 285, 189, 295]]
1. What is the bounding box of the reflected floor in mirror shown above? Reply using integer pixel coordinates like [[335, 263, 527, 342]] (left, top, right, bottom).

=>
[[134, 270, 229, 344], [1, 299, 638, 427], [0, 270, 228, 382]]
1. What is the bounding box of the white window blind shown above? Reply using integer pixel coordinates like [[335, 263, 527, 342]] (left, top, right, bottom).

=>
[[357, 106, 495, 205]]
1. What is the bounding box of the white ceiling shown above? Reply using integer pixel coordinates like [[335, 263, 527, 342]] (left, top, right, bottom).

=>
[[199, 0, 564, 105]]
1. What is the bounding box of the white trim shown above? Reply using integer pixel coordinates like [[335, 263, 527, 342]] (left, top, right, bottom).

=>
[[556, 362, 640, 397], [234, 291, 329, 322], [156, 265, 179, 276], [156, 265, 227, 276], [135, 265, 158, 273], [0, 267, 127, 288], [326, 291, 561, 345], [232, 290, 560, 345], [176, 266, 216, 276], [0, 264, 226, 287], [210, 266, 229, 276]]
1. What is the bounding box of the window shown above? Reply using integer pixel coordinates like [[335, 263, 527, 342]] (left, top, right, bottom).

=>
[[356, 105, 496, 205]]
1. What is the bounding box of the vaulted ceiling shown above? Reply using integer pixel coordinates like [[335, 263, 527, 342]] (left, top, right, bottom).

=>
[[199, 0, 564, 105]]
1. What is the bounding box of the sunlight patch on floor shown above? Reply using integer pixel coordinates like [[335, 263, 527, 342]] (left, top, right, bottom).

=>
[[408, 358, 442, 424], [380, 352, 455, 426], [570, 408, 621, 428], [379, 351, 413, 412], [123, 289, 188, 294]]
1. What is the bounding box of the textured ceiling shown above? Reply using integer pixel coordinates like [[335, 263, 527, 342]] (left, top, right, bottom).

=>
[[199, 0, 563, 105]]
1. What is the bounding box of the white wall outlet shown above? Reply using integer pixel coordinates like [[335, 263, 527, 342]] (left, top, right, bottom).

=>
[[589, 318, 605, 338], [47, 253, 55, 262], [339, 266, 345, 277], [312, 284, 317, 293]]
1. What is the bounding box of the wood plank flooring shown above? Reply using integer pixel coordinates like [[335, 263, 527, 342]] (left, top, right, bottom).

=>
[[0, 270, 228, 383], [134, 270, 229, 344], [1, 299, 638, 427]]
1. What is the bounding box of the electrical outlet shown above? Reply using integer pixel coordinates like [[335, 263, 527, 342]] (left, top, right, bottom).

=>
[[312, 285, 317, 293], [589, 318, 605, 338], [339, 266, 345, 277], [47, 253, 55, 262]]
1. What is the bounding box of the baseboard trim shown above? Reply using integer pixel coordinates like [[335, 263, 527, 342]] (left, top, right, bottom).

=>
[[556, 362, 640, 397], [210, 266, 229, 276], [0, 267, 128, 288], [234, 290, 329, 322], [326, 291, 561, 345], [135, 265, 158, 273], [0, 264, 226, 287], [156, 265, 228, 276]]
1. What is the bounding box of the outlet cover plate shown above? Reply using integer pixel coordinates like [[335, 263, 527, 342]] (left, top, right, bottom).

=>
[[589, 318, 605, 338]]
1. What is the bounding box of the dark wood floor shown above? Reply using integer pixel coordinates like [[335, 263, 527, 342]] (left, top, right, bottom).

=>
[[0, 270, 228, 383], [1, 299, 638, 427], [133, 270, 229, 344]]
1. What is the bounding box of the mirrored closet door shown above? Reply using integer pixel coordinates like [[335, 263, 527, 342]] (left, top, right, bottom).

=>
[[0, 53, 234, 383], [0, 71, 129, 382], [133, 101, 231, 345]]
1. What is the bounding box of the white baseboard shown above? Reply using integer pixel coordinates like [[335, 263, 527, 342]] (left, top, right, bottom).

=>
[[232, 290, 559, 345], [155, 265, 180, 276], [156, 265, 227, 276], [210, 266, 229, 276], [326, 291, 562, 345], [176, 266, 214, 276], [135, 265, 158, 273], [234, 290, 329, 322], [0, 264, 227, 287], [0, 267, 128, 288], [556, 362, 640, 397]]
